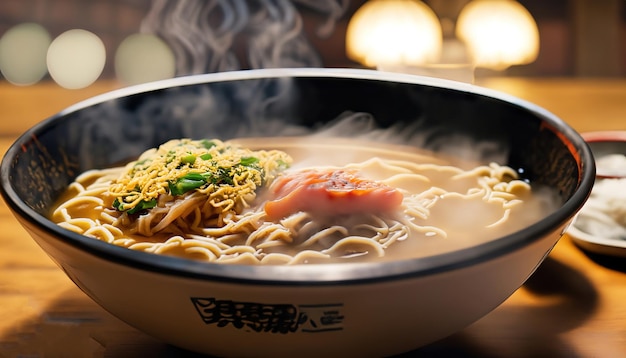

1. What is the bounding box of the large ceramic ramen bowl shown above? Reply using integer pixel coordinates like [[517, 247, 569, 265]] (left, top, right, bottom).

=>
[[0, 68, 594, 357]]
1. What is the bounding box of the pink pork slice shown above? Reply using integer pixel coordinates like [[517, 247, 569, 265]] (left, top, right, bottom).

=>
[[264, 169, 404, 220]]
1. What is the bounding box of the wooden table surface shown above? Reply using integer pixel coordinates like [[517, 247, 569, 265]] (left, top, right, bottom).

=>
[[0, 77, 625, 357]]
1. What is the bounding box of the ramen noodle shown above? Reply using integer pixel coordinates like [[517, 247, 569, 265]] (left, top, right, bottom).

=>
[[51, 137, 550, 264]]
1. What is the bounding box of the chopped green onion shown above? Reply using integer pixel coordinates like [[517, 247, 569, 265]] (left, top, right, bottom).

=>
[[240, 156, 259, 166], [169, 173, 208, 196], [127, 199, 157, 214], [215, 167, 233, 185], [181, 154, 196, 165], [113, 198, 122, 211], [200, 139, 217, 149], [113, 198, 157, 214]]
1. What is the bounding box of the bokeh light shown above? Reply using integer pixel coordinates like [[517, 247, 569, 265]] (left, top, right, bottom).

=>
[[47, 29, 106, 89], [0, 23, 51, 86], [346, 0, 442, 67], [456, 0, 539, 70], [115, 33, 176, 85]]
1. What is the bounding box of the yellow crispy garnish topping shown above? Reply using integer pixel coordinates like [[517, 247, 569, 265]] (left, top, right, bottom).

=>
[[108, 139, 292, 214]]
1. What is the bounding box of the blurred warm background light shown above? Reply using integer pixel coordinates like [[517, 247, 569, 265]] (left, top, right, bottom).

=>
[[346, 0, 442, 67], [456, 0, 539, 70], [114, 33, 175, 86], [0, 0, 546, 87], [47, 29, 106, 89], [0, 23, 51, 86]]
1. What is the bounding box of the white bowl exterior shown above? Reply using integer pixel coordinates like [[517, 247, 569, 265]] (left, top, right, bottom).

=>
[[18, 216, 566, 357]]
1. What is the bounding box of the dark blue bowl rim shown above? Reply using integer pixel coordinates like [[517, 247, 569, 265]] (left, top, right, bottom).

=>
[[0, 68, 596, 286]]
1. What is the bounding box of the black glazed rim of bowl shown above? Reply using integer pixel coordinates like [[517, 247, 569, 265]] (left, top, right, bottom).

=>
[[0, 68, 596, 286]]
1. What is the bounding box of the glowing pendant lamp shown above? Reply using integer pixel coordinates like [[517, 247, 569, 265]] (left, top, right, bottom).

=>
[[346, 0, 443, 68], [456, 0, 539, 70]]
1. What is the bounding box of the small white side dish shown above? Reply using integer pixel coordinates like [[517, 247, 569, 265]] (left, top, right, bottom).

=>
[[568, 131, 626, 257]]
